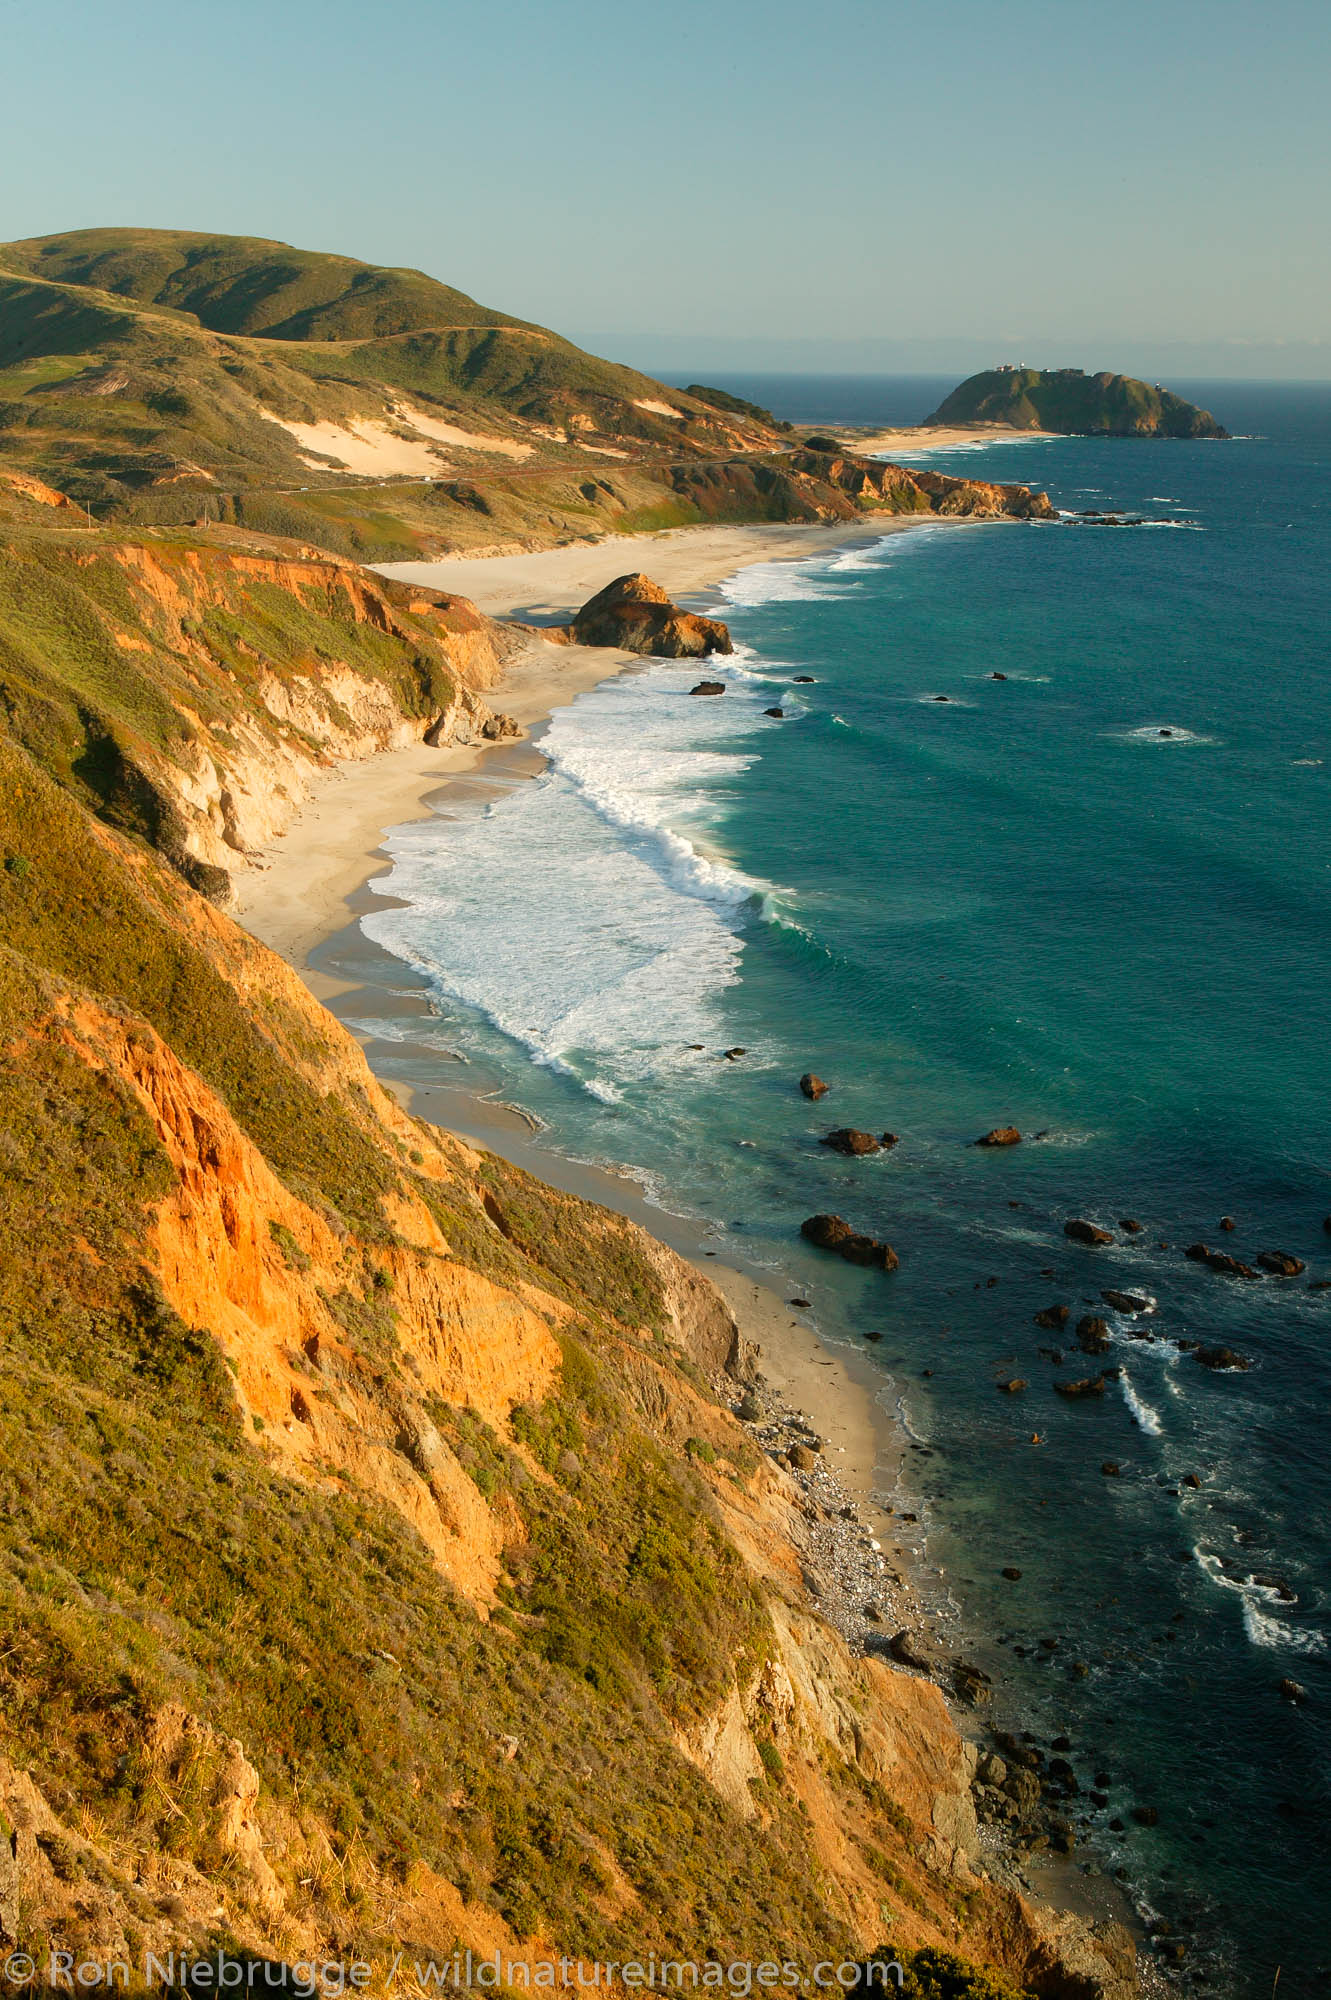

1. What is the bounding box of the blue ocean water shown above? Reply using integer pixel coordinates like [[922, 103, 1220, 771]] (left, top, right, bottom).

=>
[[348, 382, 1331, 1994]]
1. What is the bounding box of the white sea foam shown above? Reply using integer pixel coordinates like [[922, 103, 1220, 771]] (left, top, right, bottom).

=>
[[1120, 1374, 1164, 1434], [1120, 724, 1214, 745], [1196, 1552, 1327, 1654], [1241, 1601, 1327, 1654], [361, 661, 781, 1100], [718, 558, 848, 608]]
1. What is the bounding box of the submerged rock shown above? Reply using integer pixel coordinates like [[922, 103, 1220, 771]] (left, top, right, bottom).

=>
[[1034, 1304, 1071, 1330]]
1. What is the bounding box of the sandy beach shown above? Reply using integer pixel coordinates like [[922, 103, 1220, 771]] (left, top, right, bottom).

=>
[[839, 422, 1054, 456], [237, 515, 927, 972], [376, 513, 927, 621]]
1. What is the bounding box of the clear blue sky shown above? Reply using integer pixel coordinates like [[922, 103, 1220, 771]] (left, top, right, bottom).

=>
[[2, 0, 1327, 376]]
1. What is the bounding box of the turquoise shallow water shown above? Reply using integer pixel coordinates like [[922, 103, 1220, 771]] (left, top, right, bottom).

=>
[[344, 383, 1331, 1995]]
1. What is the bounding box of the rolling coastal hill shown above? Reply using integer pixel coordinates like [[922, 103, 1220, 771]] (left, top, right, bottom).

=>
[[923, 366, 1227, 438], [0, 230, 1054, 560], [0, 464, 1134, 1995]]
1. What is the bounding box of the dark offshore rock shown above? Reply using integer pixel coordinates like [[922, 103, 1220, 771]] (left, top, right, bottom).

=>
[[879, 1131, 901, 1149], [1219, 1216, 1237, 1231], [1034, 1304, 1071, 1329], [975, 1126, 1022, 1147], [802, 1214, 853, 1251], [1257, 1251, 1306, 1276], [800, 1213, 897, 1270], [862, 1327, 883, 1342], [1280, 1678, 1308, 1704], [1194, 1345, 1251, 1371], [1002, 1567, 1023, 1582], [1055, 1374, 1108, 1399], [997, 1377, 1028, 1394], [1185, 1241, 1258, 1277], [690, 680, 727, 695], [840, 1233, 899, 1271], [1102, 1289, 1153, 1314], [799, 1072, 829, 1100], [1101, 1461, 1122, 1477], [561, 573, 733, 658], [1065, 1218, 1114, 1246], [793, 675, 816, 683], [1076, 1315, 1112, 1354], [763, 706, 785, 718], [1120, 1217, 1144, 1233], [820, 1128, 881, 1156]]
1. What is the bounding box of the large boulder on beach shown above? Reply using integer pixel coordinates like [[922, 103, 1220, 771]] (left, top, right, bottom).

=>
[[557, 573, 733, 658]]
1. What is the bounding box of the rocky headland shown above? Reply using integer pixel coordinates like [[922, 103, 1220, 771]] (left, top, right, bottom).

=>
[[923, 368, 1227, 440]]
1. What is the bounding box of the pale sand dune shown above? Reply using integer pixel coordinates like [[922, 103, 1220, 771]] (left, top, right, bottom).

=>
[[393, 401, 533, 459], [263, 404, 536, 477], [265, 414, 445, 477]]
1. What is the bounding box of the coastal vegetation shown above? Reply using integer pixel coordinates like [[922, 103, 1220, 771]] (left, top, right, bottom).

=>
[[0, 472, 1135, 1994]]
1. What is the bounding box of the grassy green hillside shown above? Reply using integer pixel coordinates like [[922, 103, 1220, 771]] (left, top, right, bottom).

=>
[[0, 227, 537, 339], [924, 367, 1227, 438], [0, 228, 796, 555]]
